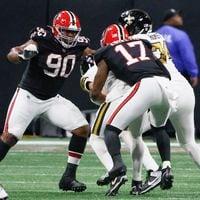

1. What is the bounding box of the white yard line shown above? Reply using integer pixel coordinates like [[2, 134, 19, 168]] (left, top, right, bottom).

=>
[[17, 140, 181, 147]]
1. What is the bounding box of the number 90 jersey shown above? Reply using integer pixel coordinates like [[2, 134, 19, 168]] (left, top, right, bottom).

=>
[[18, 26, 90, 100]]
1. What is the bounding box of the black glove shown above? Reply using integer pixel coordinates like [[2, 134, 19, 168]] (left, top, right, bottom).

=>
[[80, 55, 96, 76]]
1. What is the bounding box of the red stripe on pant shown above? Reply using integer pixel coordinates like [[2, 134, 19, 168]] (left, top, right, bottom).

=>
[[107, 81, 141, 125], [3, 88, 20, 133]]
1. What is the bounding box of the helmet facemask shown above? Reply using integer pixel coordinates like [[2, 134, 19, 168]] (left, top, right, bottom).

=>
[[53, 10, 81, 49], [55, 26, 80, 48]]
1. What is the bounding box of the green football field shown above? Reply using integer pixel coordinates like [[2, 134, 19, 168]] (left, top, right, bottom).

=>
[[1, 139, 200, 200]]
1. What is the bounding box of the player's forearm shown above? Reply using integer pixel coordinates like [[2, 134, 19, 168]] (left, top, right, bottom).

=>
[[7, 47, 22, 64], [90, 91, 106, 105], [7, 40, 38, 64]]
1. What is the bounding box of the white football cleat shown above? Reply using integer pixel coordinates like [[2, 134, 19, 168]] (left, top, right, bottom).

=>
[[0, 185, 8, 199]]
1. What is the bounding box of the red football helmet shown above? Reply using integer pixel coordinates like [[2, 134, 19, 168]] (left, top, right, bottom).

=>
[[53, 10, 81, 48], [100, 24, 129, 47]]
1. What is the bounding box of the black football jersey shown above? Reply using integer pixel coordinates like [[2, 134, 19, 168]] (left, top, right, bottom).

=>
[[18, 26, 90, 99], [94, 39, 170, 86]]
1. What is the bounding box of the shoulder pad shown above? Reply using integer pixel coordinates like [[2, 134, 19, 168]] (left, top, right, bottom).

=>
[[130, 34, 151, 43], [129, 35, 152, 49], [76, 36, 90, 47], [147, 32, 165, 42], [30, 26, 53, 41], [94, 46, 109, 63]]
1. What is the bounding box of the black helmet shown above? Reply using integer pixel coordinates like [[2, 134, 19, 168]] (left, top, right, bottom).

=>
[[119, 9, 152, 35]]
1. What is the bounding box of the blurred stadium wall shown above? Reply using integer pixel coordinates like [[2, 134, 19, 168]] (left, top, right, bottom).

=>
[[0, 0, 199, 136]]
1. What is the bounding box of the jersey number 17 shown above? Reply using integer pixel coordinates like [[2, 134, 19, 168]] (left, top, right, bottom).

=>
[[115, 40, 150, 66]]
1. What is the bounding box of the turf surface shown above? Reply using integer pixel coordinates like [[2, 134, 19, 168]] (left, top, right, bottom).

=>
[[1, 147, 200, 199]]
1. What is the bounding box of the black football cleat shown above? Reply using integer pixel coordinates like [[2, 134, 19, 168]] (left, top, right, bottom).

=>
[[140, 168, 162, 194], [59, 176, 87, 192], [96, 164, 127, 187], [96, 173, 111, 186], [160, 166, 174, 190], [130, 180, 142, 195], [108, 164, 127, 181], [105, 175, 128, 196]]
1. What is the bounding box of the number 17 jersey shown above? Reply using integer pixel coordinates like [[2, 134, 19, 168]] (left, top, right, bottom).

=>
[[95, 39, 170, 86], [19, 26, 89, 100]]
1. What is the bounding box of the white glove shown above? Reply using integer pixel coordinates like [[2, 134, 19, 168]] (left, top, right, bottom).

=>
[[153, 49, 161, 59], [90, 97, 101, 106], [18, 44, 38, 60]]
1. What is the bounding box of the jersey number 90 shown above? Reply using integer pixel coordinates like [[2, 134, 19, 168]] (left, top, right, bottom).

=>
[[44, 53, 76, 78]]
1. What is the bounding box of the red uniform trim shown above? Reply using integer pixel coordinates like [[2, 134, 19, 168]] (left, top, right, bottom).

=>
[[107, 81, 141, 125], [68, 151, 82, 159], [3, 88, 20, 133]]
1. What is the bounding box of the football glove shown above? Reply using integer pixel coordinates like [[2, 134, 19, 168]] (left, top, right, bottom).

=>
[[90, 97, 101, 105], [18, 44, 38, 60], [80, 76, 90, 92], [80, 55, 96, 76]]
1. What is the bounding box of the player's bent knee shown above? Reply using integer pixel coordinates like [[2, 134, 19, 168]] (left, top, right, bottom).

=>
[[89, 134, 99, 142], [1, 132, 18, 147], [181, 142, 199, 154], [72, 125, 90, 138]]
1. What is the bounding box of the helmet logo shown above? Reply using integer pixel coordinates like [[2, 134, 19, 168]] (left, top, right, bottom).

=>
[[61, 19, 66, 23], [124, 14, 135, 25], [100, 24, 129, 47]]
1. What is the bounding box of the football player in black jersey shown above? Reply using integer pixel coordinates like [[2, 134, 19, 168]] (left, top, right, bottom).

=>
[[118, 9, 173, 192], [4, 10, 94, 193], [90, 24, 176, 194], [118, 9, 200, 194]]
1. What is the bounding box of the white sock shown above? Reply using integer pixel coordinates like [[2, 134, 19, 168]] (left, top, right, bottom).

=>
[[132, 136, 144, 181], [68, 151, 82, 165], [120, 130, 159, 172], [162, 161, 171, 169], [143, 142, 159, 171], [89, 134, 113, 171], [120, 130, 135, 153]]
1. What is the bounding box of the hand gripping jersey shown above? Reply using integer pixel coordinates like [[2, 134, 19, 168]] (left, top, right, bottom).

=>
[[95, 39, 170, 86], [19, 26, 90, 99], [81, 65, 130, 102]]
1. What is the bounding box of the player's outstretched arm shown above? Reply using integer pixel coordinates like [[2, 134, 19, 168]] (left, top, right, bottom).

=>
[[90, 59, 108, 104], [7, 39, 38, 64], [82, 47, 95, 56]]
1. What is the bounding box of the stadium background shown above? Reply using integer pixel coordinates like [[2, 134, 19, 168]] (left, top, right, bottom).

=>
[[0, 0, 199, 136]]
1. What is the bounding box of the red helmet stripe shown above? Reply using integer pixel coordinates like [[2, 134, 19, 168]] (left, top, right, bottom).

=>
[[68, 11, 76, 25], [115, 24, 124, 41], [120, 25, 126, 40]]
